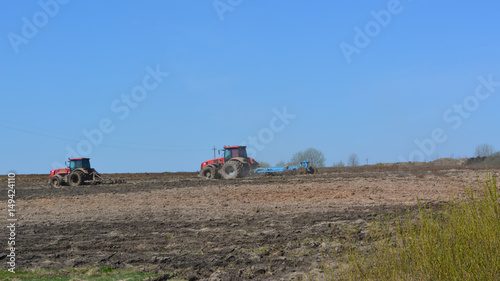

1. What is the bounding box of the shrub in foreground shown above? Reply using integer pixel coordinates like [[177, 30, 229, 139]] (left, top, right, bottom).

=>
[[323, 173, 500, 280]]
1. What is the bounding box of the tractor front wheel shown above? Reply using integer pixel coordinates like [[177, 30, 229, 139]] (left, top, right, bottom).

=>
[[200, 166, 216, 179], [50, 175, 63, 187], [69, 171, 84, 186]]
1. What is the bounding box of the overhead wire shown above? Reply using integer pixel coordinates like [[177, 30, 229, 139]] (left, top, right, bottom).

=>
[[0, 123, 211, 152]]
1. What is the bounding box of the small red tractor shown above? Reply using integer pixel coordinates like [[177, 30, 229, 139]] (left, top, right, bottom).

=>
[[49, 158, 123, 187], [200, 146, 259, 179]]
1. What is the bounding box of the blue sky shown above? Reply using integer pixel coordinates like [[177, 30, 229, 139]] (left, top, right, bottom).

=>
[[1, 0, 499, 174]]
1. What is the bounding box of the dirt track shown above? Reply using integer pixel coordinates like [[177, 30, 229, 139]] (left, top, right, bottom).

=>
[[1, 165, 499, 280]]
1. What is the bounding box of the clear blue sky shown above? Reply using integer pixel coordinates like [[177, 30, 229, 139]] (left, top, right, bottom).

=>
[[1, 0, 499, 174]]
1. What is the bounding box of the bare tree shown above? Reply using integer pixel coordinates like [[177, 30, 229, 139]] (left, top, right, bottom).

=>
[[332, 160, 345, 167], [275, 160, 287, 167], [259, 161, 271, 168], [348, 153, 359, 167], [475, 144, 494, 157], [289, 148, 326, 167]]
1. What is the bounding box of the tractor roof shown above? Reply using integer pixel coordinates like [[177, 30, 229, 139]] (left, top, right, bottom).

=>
[[69, 158, 90, 161], [223, 145, 246, 149]]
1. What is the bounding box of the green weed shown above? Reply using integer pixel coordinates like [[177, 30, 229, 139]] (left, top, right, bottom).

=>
[[321, 172, 500, 280]]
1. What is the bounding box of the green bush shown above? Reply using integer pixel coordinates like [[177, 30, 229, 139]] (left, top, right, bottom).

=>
[[484, 152, 500, 166], [323, 173, 500, 280]]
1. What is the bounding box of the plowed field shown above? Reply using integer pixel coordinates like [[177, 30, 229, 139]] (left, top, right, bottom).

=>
[[1, 164, 498, 280]]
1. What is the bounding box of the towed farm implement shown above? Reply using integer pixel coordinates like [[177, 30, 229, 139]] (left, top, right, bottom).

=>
[[255, 161, 317, 175]]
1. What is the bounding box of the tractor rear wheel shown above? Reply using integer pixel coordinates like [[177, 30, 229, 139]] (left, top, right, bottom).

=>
[[221, 161, 243, 179], [200, 166, 216, 179], [240, 163, 252, 177], [297, 166, 307, 175], [308, 166, 318, 174], [69, 170, 84, 186], [50, 175, 63, 187]]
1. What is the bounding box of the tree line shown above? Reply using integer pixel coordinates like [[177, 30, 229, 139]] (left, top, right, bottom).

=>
[[259, 143, 498, 168]]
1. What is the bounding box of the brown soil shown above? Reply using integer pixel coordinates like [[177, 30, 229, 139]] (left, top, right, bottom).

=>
[[1, 165, 499, 280]]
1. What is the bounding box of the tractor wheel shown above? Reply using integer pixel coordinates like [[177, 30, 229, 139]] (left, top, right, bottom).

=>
[[251, 161, 260, 171], [213, 168, 221, 179], [308, 166, 318, 174], [69, 170, 84, 186], [240, 163, 252, 177], [297, 166, 307, 175], [50, 175, 63, 187], [200, 166, 216, 179], [221, 161, 243, 179], [285, 167, 297, 176]]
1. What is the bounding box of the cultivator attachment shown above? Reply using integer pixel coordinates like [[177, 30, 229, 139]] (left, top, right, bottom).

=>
[[90, 171, 125, 185], [255, 161, 318, 175]]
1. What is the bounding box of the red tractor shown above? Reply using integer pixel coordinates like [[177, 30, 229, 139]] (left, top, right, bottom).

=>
[[49, 158, 121, 187], [200, 146, 259, 179]]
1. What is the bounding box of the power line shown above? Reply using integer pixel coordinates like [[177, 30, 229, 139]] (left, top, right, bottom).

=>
[[0, 124, 211, 152]]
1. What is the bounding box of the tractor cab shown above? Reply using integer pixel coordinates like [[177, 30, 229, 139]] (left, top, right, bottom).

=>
[[68, 158, 91, 170], [223, 146, 248, 161]]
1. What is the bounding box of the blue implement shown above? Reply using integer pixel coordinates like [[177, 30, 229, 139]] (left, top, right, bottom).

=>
[[255, 161, 316, 175]]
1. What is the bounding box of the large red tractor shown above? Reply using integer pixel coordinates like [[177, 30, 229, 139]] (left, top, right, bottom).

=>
[[49, 158, 122, 187], [200, 146, 259, 179]]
